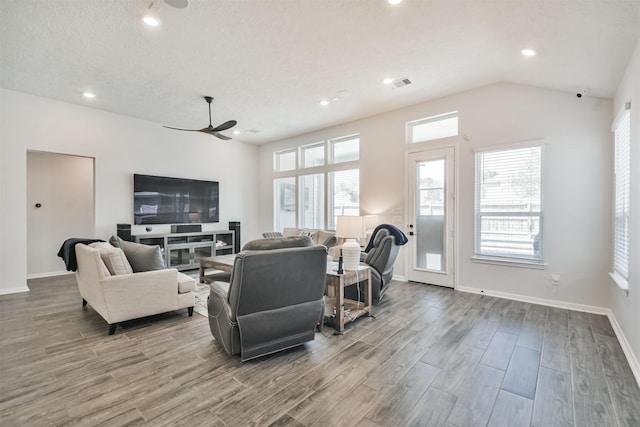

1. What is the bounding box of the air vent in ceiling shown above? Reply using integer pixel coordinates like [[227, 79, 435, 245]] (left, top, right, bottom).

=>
[[392, 78, 412, 88]]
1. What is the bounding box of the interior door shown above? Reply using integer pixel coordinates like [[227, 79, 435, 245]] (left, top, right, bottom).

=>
[[407, 147, 455, 287], [27, 151, 94, 276]]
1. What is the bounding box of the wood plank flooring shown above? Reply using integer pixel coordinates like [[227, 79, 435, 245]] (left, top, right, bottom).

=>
[[1, 274, 639, 426]]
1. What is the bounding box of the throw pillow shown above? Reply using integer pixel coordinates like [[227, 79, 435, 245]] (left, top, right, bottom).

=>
[[282, 227, 299, 237], [90, 242, 133, 275], [109, 235, 165, 273]]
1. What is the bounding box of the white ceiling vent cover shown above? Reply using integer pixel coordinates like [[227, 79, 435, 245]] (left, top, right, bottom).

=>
[[392, 78, 412, 89]]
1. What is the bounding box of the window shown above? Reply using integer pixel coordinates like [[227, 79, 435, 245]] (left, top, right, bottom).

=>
[[328, 169, 360, 230], [273, 135, 360, 230], [274, 149, 296, 172], [301, 143, 325, 168], [299, 173, 324, 229], [408, 111, 458, 144], [274, 177, 296, 231], [611, 105, 630, 288], [474, 144, 543, 263], [330, 135, 359, 163]]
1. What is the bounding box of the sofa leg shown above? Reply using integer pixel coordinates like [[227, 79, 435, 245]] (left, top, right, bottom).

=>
[[108, 324, 117, 335], [82, 298, 87, 307], [188, 306, 194, 317]]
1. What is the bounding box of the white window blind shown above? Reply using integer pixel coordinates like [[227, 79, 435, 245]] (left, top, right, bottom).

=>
[[299, 173, 324, 229], [475, 145, 543, 262], [613, 107, 630, 281], [328, 169, 360, 229]]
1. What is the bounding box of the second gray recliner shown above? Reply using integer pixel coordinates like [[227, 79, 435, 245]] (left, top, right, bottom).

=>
[[344, 226, 405, 304]]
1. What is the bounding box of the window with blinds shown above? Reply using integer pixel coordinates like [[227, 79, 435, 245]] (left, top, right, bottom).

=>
[[475, 145, 543, 262], [612, 106, 630, 284], [328, 169, 360, 230], [299, 173, 324, 229]]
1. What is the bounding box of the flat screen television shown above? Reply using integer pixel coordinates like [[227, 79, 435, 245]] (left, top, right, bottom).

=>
[[133, 174, 219, 225]]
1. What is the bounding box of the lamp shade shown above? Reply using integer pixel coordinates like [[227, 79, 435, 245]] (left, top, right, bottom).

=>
[[336, 216, 364, 271], [335, 216, 365, 239]]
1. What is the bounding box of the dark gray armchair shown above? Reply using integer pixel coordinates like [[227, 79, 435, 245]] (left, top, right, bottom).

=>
[[344, 225, 406, 305], [207, 237, 327, 361]]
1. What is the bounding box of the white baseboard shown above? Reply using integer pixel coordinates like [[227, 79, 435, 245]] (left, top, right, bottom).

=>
[[455, 285, 608, 314], [27, 270, 70, 280], [0, 286, 29, 295], [392, 274, 407, 282], [456, 285, 640, 387], [606, 311, 640, 387]]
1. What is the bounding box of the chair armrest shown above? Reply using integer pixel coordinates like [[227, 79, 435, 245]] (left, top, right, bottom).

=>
[[209, 281, 234, 320], [100, 269, 179, 322]]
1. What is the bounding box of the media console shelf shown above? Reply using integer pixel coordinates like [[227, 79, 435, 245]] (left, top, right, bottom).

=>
[[133, 230, 234, 271]]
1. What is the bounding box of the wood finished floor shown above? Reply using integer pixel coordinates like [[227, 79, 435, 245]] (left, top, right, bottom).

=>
[[1, 275, 639, 427]]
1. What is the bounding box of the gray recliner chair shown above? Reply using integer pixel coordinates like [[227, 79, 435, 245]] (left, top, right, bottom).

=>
[[344, 226, 406, 305], [207, 236, 327, 361]]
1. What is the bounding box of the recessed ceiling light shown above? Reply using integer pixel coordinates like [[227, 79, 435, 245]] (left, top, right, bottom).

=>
[[388, 0, 403, 5], [233, 130, 240, 135], [320, 100, 330, 106], [143, 15, 160, 26], [521, 48, 536, 57], [82, 92, 96, 99], [383, 77, 395, 84]]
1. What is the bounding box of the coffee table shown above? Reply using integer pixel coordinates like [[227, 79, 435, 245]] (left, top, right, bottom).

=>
[[324, 262, 373, 334], [199, 254, 235, 283]]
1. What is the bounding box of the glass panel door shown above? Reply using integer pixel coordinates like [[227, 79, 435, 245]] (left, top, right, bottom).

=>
[[407, 147, 455, 287]]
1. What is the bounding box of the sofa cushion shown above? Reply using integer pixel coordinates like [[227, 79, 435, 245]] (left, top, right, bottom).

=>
[[243, 236, 313, 250], [89, 242, 133, 275], [177, 272, 197, 293], [282, 227, 299, 237], [315, 230, 336, 247], [109, 236, 165, 273]]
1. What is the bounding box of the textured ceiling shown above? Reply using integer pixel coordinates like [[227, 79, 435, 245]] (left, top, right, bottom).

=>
[[1, 0, 639, 144]]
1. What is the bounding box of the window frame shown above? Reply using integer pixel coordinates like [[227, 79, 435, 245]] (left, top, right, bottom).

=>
[[407, 111, 459, 144], [609, 103, 631, 292], [472, 141, 546, 268], [272, 135, 360, 231]]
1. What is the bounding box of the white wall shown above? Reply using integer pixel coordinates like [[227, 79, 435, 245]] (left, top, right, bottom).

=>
[[611, 40, 640, 375], [0, 88, 259, 293], [258, 81, 613, 308]]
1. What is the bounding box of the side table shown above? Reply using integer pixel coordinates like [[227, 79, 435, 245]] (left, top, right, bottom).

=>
[[325, 263, 373, 334]]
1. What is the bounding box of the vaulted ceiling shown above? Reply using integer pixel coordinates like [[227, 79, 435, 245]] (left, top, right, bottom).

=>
[[1, 0, 639, 144]]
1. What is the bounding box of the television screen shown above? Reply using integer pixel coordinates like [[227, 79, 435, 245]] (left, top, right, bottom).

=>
[[133, 174, 219, 224]]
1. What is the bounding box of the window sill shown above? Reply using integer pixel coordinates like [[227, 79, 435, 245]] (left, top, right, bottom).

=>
[[609, 272, 629, 296], [471, 255, 547, 270]]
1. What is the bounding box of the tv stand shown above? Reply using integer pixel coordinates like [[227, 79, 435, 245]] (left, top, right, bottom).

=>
[[133, 230, 235, 271]]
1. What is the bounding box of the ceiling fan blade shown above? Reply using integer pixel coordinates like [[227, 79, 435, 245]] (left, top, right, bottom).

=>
[[196, 128, 232, 140], [210, 120, 237, 132], [163, 125, 207, 132]]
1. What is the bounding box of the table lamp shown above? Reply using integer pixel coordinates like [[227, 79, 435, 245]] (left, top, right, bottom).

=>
[[336, 215, 365, 271]]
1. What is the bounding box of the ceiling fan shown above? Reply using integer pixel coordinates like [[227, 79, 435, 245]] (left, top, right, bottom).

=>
[[164, 96, 237, 140]]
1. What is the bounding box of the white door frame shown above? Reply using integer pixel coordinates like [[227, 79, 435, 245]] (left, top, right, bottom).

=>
[[405, 143, 458, 288]]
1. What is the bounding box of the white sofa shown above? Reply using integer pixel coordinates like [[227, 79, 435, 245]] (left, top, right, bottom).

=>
[[75, 243, 196, 334]]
